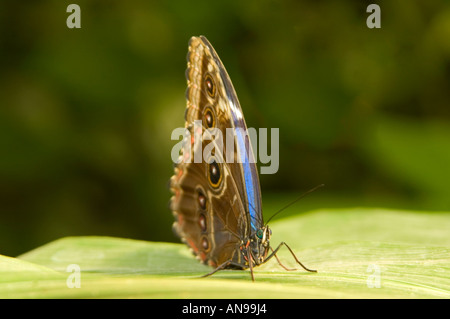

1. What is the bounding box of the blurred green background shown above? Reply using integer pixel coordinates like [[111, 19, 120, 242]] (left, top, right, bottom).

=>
[[1, 0, 449, 257]]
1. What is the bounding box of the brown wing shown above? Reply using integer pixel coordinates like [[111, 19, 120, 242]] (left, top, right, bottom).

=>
[[169, 36, 250, 268]]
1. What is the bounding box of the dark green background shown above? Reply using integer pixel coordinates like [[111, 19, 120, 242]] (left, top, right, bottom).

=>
[[1, 1, 449, 257]]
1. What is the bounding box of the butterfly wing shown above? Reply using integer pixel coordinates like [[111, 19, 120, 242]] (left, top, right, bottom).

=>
[[170, 36, 263, 268], [199, 36, 263, 233]]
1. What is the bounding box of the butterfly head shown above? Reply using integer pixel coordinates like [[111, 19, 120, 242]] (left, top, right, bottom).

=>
[[248, 226, 272, 265]]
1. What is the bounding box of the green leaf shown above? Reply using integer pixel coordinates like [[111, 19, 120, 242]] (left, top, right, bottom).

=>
[[1, 208, 449, 298]]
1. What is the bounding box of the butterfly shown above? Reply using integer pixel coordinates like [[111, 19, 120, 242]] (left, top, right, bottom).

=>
[[169, 35, 316, 281]]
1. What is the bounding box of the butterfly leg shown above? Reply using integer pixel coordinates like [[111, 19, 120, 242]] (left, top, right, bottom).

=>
[[200, 260, 244, 278], [269, 246, 296, 271], [247, 249, 255, 281], [266, 242, 317, 273]]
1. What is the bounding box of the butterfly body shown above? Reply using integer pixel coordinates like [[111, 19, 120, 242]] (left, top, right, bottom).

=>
[[169, 36, 315, 280]]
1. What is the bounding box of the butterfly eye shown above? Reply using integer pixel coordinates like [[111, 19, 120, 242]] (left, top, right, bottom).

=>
[[256, 229, 263, 239], [204, 74, 216, 97], [197, 191, 207, 210], [203, 107, 215, 128], [201, 236, 210, 251], [198, 213, 207, 232], [208, 159, 222, 188]]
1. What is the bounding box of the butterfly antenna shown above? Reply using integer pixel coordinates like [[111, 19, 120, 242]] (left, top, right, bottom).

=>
[[265, 184, 324, 226]]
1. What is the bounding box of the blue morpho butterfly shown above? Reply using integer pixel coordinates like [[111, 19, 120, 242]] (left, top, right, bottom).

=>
[[170, 36, 317, 281]]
